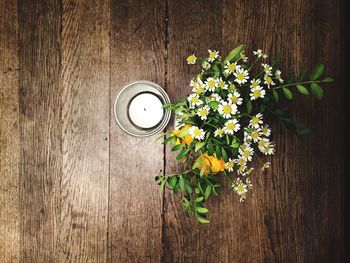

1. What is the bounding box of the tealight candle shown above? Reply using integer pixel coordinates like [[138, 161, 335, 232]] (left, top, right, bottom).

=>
[[128, 92, 164, 129]]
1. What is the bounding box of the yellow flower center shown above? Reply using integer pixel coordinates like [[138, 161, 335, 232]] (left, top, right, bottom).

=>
[[191, 97, 198, 103], [253, 90, 261, 97], [208, 80, 216, 88], [228, 64, 236, 72], [194, 129, 201, 137], [238, 159, 245, 165], [196, 87, 204, 94], [219, 81, 225, 88], [223, 105, 232, 114], [231, 96, 238, 103], [229, 83, 236, 90], [187, 55, 196, 63], [252, 132, 259, 139], [243, 150, 251, 158], [252, 117, 259, 125], [258, 140, 266, 147], [262, 127, 268, 134], [236, 184, 245, 192], [209, 52, 216, 59], [227, 162, 234, 169], [199, 109, 207, 116], [216, 129, 223, 135], [237, 73, 245, 81], [265, 76, 272, 84], [227, 123, 235, 130]]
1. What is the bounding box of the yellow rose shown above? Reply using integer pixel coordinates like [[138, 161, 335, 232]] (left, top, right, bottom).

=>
[[197, 153, 225, 175], [171, 124, 193, 145]]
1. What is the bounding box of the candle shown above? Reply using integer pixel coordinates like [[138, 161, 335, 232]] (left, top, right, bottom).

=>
[[128, 92, 164, 129]]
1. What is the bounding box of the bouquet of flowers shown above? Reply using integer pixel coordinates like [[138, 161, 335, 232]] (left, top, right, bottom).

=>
[[155, 44, 333, 224]]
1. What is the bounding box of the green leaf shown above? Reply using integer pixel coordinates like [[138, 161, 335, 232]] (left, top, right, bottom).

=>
[[223, 44, 244, 64], [207, 143, 214, 155], [322, 77, 334, 83], [311, 64, 324, 80], [296, 124, 312, 135], [196, 207, 208, 214], [246, 100, 252, 114], [178, 129, 189, 138], [192, 158, 203, 170], [204, 185, 211, 200], [296, 84, 309, 95], [185, 181, 192, 194], [221, 147, 228, 162], [179, 176, 185, 191], [282, 87, 293, 100], [272, 90, 279, 103], [208, 101, 220, 109], [195, 197, 204, 203], [311, 83, 323, 100], [168, 176, 178, 188], [176, 148, 190, 160], [298, 69, 307, 81], [212, 64, 220, 77], [215, 146, 222, 159], [182, 196, 190, 207], [196, 216, 211, 224], [195, 142, 206, 152], [162, 135, 176, 145], [171, 143, 185, 152], [231, 142, 240, 149], [200, 166, 207, 177]]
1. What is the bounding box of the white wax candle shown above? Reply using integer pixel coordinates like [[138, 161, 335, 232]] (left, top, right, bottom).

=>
[[128, 93, 164, 129]]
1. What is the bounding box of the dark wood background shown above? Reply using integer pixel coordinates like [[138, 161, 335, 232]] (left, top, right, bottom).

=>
[[0, 0, 345, 262]]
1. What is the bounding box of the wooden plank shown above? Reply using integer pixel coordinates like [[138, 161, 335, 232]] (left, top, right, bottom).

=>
[[17, 0, 62, 261], [163, 0, 224, 262], [223, 1, 344, 262], [59, 0, 110, 261], [0, 0, 20, 262], [108, 0, 165, 261], [164, 0, 344, 262]]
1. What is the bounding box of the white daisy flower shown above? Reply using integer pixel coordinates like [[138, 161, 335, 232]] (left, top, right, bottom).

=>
[[209, 93, 222, 102], [250, 86, 266, 100], [197, 106, 210, 120], [187, 94, 203, 108], [249, 113, 263, 128], [208, 49, 219, 62], [253, 49, 268, 59], [202, 61, 211, 70], [188, 126, 205, 140], [264, 75, 275, 88], [239, 144, 254, 161], [250, 129, 262, 142], [261, 162, 271, 171], [234, 68, 249, 84], [228, 91, 243, 105], [187, 54, 197, 64], [205, 77, 218, 92], [223, 119, 240, 134], [261, 126, 271, 137], [260, 143, 275, 155], [261, 63, 272, 76], [224, 62, 240, 75], [214, 128, 225, 138], [240, 51, 248, 62], [218, 101, 237, 119], [235, 156, 247, 167], [190, 79, 205, 94], [225, 158, 235, 172], [275, 69, 284, 83], [250, 78, 261, 88], [217, 77, 228, 89], [233, 178, 248, 195]]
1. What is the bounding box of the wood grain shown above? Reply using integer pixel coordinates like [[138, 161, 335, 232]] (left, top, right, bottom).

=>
[[108, 0, 165, 262], [18, 0, 62, 261], [0, 0, 344, 262], [0, 0, 19, 262], [59, 0, 110, 262], [163, 0, 344, 262]]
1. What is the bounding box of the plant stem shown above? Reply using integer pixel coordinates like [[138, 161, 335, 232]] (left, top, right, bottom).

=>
[[272, 80, 322, 90]]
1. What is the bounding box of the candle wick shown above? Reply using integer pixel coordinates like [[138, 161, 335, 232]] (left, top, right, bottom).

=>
[[144, 108, 146, 111]]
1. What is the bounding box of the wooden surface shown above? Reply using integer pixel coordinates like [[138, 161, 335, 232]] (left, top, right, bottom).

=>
[[0, 0, 344, 262]]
